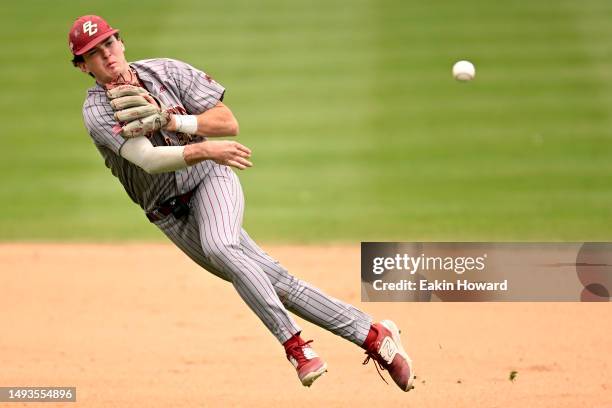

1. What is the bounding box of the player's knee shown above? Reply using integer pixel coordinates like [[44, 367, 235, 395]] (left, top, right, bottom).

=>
[[272, 272, 301, 301], [202, 242, 243, 270]]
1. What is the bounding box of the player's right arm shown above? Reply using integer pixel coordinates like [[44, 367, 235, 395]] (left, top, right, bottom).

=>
[[119, 136, 252, 174]]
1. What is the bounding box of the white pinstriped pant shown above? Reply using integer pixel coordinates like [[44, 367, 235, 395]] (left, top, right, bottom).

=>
[[153, 165, 372, 345]]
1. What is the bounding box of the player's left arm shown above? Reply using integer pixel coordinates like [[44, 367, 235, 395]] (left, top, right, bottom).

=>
[[167, 59, 240, 137], [164, 101, 239, 137]]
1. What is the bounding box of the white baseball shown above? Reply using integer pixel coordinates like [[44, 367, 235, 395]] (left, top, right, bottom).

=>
[[452, 60, 476, 81]]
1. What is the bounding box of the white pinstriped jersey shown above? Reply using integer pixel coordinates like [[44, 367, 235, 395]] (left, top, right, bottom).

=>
[[82, 58, 226, 211]]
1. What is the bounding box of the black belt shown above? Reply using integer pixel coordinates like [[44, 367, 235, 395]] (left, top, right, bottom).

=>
[[146, 189, 195, 222]]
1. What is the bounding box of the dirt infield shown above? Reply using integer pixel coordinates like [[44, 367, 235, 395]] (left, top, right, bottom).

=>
[[0, 244, 610, 407]]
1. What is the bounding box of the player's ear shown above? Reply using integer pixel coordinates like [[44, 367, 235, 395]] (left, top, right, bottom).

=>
[[77, 62, 89, 74], [120, 41, 125, 52]]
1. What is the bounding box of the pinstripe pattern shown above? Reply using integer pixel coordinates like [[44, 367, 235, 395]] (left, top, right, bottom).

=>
[[238, 229, 372, 345], [83, 58, 372, 345], [84, 87, 177, 209], [154, 165, 372, 345], [82, 58, 226, 211]]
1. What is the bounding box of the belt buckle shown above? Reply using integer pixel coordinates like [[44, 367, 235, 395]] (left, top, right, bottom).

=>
[[152, 208, 166, 221]]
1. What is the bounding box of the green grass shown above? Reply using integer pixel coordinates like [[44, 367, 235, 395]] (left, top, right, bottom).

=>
[[1, 0, 611, 242]]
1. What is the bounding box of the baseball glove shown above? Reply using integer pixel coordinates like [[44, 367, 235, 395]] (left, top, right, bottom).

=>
[[106, 85, 171, 138]]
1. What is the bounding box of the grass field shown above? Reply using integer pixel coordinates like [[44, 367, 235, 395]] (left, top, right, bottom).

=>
[[1, 0, 611, 242]]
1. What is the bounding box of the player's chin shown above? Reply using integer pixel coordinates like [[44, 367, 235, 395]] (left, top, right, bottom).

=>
[[106, 63, 121, 75], [105, 67, 124, 82]]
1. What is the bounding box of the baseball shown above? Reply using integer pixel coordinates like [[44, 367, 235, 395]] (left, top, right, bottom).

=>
[[452, 60, 475, 81]]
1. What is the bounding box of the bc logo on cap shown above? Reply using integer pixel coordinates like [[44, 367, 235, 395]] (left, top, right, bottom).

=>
[[83, 21, 98, 36]]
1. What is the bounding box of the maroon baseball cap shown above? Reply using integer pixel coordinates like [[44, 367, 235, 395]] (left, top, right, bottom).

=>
[[68, 15, 119, 56]]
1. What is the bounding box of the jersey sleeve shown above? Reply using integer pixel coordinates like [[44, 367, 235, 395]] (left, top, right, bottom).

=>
[[82, 92, 126, 155], [170, 59, 226, 115]]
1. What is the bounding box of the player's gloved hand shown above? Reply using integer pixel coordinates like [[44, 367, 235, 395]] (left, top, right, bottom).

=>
[[106, 85, 171, 138]]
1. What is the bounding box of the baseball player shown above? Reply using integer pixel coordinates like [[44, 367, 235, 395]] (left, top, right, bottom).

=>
[[69, 15, 414, 391]]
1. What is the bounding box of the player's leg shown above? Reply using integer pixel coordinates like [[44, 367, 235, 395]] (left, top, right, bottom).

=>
[[236, 213, 415, 391], [238, 230, 415, 391], [152, 167, 412, 390], [238, 228, 372, 346], [190, 165, 301, 342], [191, 165, 328, 386]]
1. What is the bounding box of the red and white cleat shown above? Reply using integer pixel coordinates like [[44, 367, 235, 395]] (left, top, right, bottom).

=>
[[362, 320, 415, 392], [284, 336, 328, 387]]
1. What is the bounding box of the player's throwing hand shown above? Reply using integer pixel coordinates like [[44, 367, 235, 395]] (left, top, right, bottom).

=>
[[185, 140, 253, 170]]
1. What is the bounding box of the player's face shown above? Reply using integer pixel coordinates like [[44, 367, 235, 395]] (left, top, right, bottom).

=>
[[79, 36, 128, 84]]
